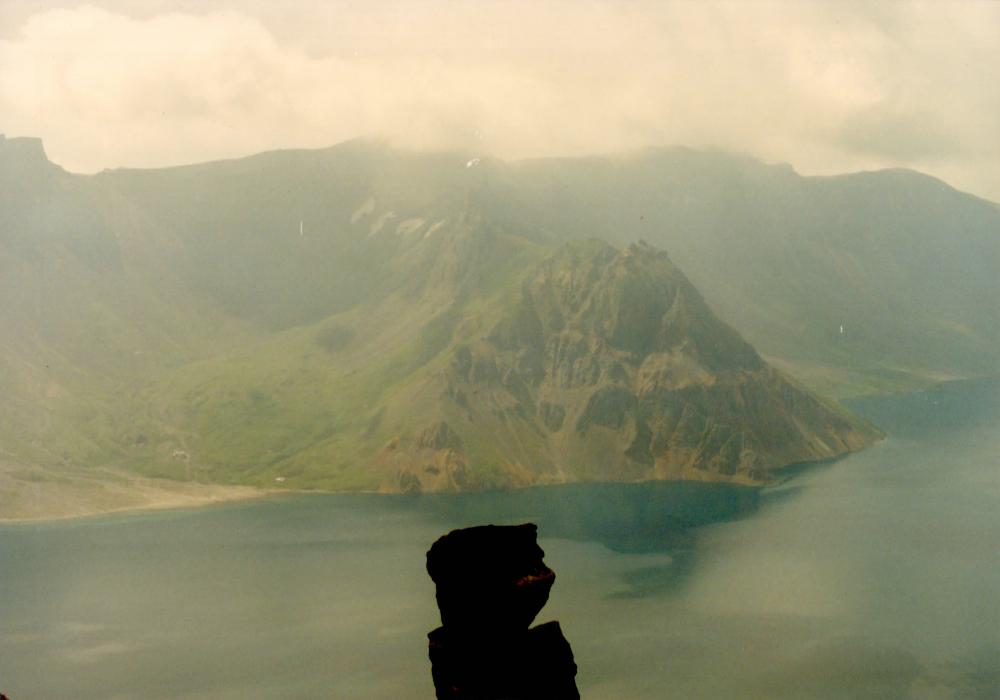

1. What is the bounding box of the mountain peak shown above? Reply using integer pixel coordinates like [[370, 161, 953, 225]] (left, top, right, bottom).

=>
[[0, 134, 49, 160], [0, 134, 59, 181], [521, 239, 755, 368]]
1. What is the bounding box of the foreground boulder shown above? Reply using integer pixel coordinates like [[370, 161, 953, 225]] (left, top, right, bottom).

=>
[[426, 524, 579, 699]]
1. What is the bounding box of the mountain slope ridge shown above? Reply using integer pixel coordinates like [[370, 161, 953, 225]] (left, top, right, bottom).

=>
[[373, 239, 877, 493]]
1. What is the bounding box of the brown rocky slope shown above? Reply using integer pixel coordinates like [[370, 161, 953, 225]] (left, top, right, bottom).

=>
[[378, 240, 879, 492]]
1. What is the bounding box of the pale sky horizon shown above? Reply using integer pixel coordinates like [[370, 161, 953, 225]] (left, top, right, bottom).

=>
[[1, 0, 998, 201]]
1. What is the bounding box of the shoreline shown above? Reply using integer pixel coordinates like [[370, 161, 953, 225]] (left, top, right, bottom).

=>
[[0, 469, 276, 525], [1, 426, 885, 525], [0, 450, 868, 525], [0, 488, 275, 526]]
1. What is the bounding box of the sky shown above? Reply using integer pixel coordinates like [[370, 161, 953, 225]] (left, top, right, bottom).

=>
[[1, 0, 998, 201]]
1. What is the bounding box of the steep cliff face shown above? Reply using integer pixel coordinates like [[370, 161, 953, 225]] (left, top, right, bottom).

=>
[[384, 241, 878, 491]]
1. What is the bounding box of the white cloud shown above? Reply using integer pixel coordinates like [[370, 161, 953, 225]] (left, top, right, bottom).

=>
[[0, 1, 997, 200]]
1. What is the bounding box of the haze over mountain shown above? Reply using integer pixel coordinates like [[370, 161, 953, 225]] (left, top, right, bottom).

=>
[[4, 2, 999, 204], [2, 134, 996, 513], [486, 150, 1000, 395]]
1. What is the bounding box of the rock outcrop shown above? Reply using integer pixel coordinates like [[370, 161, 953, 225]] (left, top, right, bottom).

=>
[[426, 524, 579, 699], [388, 240, 879, 492]]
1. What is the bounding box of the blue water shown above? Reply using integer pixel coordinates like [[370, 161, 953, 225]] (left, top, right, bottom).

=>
[[1, 379, 998, 699]]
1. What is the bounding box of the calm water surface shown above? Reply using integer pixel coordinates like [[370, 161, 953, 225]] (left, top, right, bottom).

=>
[[1, 379, 998, 699]]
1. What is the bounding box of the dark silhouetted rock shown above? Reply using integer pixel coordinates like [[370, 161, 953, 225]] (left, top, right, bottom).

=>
[[427, 523, 555, 635], [429, 622, 578, 700], [426, 523, 579, 699]]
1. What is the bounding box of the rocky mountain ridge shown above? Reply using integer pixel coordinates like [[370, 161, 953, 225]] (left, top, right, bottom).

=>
[[378, 240, 875, 492]]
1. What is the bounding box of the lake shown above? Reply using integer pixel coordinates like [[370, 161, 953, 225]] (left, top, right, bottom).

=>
[[1, 379, 998, 699]]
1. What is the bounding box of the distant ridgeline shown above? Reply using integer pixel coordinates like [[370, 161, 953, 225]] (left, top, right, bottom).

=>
[[2, 136, 997, 495]]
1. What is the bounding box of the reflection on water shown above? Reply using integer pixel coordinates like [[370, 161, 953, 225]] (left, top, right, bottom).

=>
[[408, 480, 761, 553], [0, 379, 998, 699]]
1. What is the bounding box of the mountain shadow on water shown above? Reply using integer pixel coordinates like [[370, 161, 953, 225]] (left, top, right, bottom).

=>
[[404, 457, 862, 598], [408, 481, 762, 554]]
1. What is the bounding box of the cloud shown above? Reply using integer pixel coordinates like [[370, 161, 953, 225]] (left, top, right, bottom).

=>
[[836, 106, 960, 161], [0, 1, 997, 200]]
